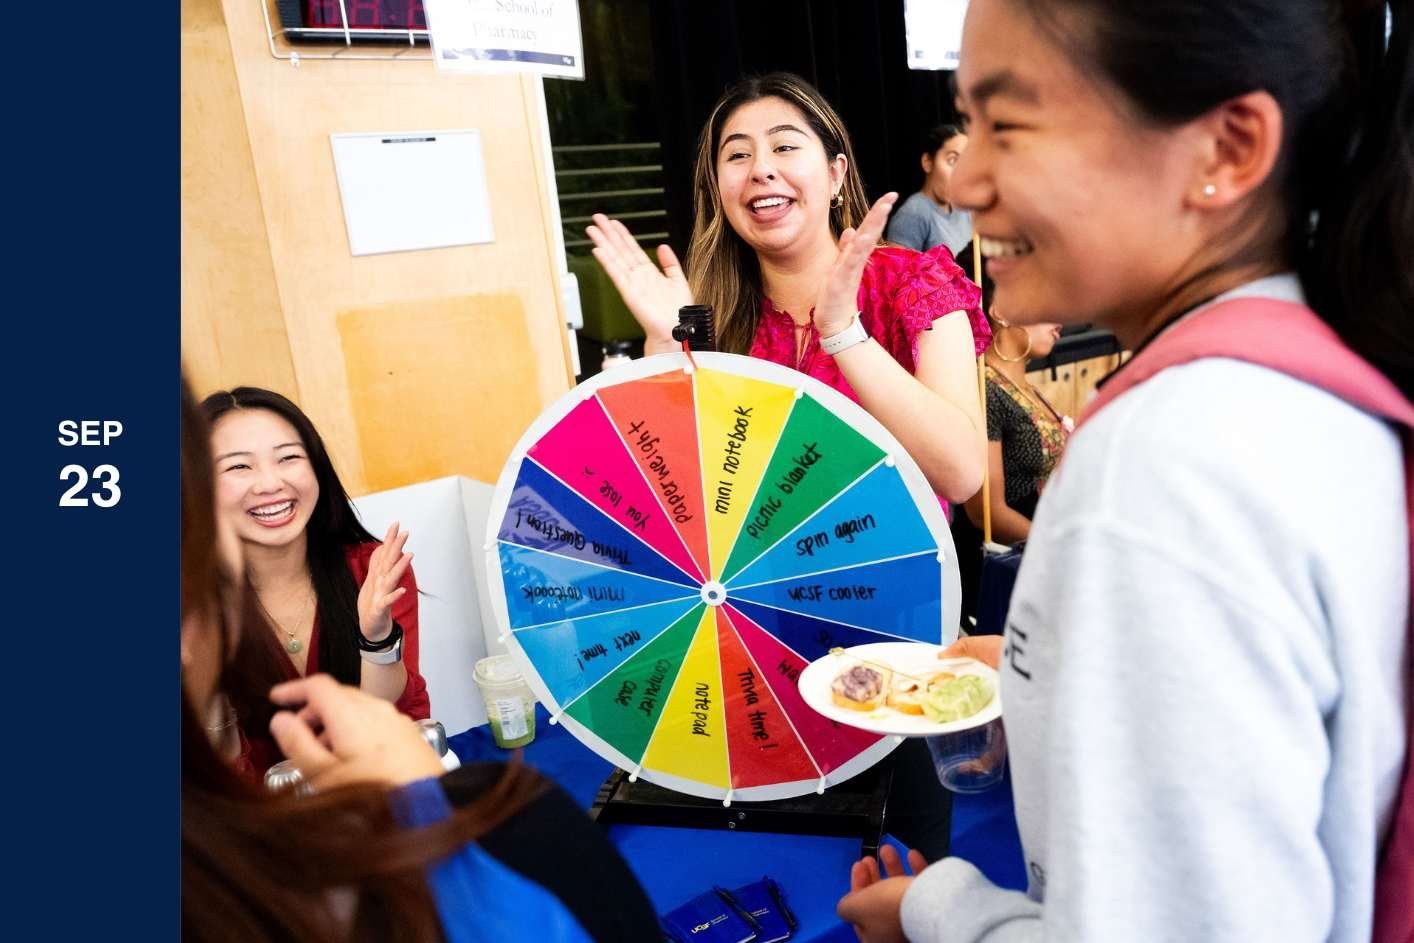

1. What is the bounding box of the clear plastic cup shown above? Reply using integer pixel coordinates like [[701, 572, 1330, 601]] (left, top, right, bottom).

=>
[[473, 655, 537, 748], [925, 717, 1008, 793]]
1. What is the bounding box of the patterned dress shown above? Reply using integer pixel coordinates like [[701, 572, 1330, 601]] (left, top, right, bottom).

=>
[[951, 365, 1070, 623], [985, 365, 1069, 519]]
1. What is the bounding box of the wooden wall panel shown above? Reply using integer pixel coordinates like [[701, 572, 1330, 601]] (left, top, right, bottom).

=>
[[1029, 362, 1077, 421], [181, 0, 297, 398], [181, 0, 573, 494], [339, 295, 543, 491]]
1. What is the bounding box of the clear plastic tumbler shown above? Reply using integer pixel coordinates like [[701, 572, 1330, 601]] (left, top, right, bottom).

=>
[[473, 655, 537, 748]]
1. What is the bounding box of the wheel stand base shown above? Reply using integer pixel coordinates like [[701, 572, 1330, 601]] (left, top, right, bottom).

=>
[[588, 763, 895, 859]]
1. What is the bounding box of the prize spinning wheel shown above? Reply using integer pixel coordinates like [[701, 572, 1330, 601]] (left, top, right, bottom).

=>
[[484, 351, 960, 801]]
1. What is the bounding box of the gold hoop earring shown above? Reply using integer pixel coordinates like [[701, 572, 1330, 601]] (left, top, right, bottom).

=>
[[992, 325, 1032, 362]]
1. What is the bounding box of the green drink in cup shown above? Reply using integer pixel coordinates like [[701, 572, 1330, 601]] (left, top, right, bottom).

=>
[[474, 655, 537, 748]]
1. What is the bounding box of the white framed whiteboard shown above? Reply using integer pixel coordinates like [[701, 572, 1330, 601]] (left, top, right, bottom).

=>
[[330, 129, 495, 257]]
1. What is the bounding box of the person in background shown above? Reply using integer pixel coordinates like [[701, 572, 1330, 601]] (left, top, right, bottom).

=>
[[586, 72, 990, 506], [588, 71, 991, 862], [838, 0, 1411, 940], [885, 123, 973, 258], [181, 377, 660, 943], [203, 387, 430, 770], [966, 312, 1069, 545], [951, 310, 1067, 625]]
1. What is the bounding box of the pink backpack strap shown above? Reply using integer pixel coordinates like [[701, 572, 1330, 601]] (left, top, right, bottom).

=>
[[1080, 298, 1414, 430], [1078, 297, 1414, 943]]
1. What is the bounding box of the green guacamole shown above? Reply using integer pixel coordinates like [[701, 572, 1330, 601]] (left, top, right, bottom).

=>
[[921, 674, 995, 724]]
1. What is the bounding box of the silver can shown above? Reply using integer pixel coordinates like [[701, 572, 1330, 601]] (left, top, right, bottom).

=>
[[263, 759, 311, 796], [417, 718, 449, 757]]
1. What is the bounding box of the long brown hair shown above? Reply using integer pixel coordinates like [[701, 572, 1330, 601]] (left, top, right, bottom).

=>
[[686, 73, 869, 354], [181, 375, 543, 942]]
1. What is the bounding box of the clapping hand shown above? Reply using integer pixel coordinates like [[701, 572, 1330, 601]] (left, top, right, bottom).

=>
[[269, 674, 444, 790], [813, 193, 899, 338], [836, 844, 927, 943], [585, 214, 694, 353], [358, 523, 413, 644]]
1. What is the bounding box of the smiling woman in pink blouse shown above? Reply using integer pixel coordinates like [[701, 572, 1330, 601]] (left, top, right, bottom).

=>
[[587, 72, 990, 504]]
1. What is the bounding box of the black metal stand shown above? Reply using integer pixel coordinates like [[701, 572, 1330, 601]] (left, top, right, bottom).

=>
[[589, 763, 895, 859]]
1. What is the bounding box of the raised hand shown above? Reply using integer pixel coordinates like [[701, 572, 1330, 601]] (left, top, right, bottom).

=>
[[358, 522, 412, 644], [269, 674, 444, 790], [585, 214, 694, 352], [813, 192, 899, 339], [836, 843, 928, 943]]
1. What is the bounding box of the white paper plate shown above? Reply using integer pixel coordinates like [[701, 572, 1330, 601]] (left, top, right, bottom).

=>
[[797, 641, 1002, 737]]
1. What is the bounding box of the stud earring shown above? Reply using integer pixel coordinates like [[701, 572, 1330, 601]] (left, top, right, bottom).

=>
[[1202, 183, 1217, 198]]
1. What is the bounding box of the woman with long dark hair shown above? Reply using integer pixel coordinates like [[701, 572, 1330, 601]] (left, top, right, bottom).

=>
[[587, 72, 990, 504], [839, 1, 1412, 941], [182, 378, 659, 942], [202, 387, 429, 733]]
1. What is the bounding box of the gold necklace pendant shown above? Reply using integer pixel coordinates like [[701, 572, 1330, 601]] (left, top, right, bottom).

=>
[[264, 588, 314, 657]]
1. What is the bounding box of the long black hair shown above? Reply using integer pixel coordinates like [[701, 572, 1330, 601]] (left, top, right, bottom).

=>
[[202, 387, 377, 687], [184, 377, 545, 943], [1015, 0, 1413, 397]]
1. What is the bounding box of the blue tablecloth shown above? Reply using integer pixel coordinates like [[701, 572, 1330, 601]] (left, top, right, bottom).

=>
[[451, 706, 1025, 941]]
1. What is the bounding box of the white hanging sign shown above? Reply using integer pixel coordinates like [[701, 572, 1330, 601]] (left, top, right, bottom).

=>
[[423, 0, 584, 80], [905, 0, 969, 71]]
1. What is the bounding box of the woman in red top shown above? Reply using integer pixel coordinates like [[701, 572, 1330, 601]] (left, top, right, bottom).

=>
[[587, 72, 990, 505], [590, 72, 989, 861], [203, 387, 431, 728]]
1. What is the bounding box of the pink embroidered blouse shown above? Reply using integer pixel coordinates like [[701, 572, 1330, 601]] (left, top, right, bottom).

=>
[[749, 244, 990, 403]]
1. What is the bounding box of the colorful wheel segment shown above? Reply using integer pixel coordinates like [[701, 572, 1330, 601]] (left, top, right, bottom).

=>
[[485, 352, 961, 801]]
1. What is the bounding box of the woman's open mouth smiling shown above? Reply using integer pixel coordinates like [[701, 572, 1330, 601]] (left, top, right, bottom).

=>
[[248, 500, 296, 528], [980, 235, 1035, 278], [979, 235, 1035, 258], [748, 195, 795, 222]]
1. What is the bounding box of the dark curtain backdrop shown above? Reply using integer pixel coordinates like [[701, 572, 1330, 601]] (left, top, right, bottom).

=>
[[647, 1, 960, 258]]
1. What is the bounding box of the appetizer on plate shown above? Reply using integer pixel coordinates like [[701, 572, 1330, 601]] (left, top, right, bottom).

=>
[[921, 674, 995, 723], [802, 642, 1002, 737], [830, 664, 891, 711], [886, 671, 956, 715]]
